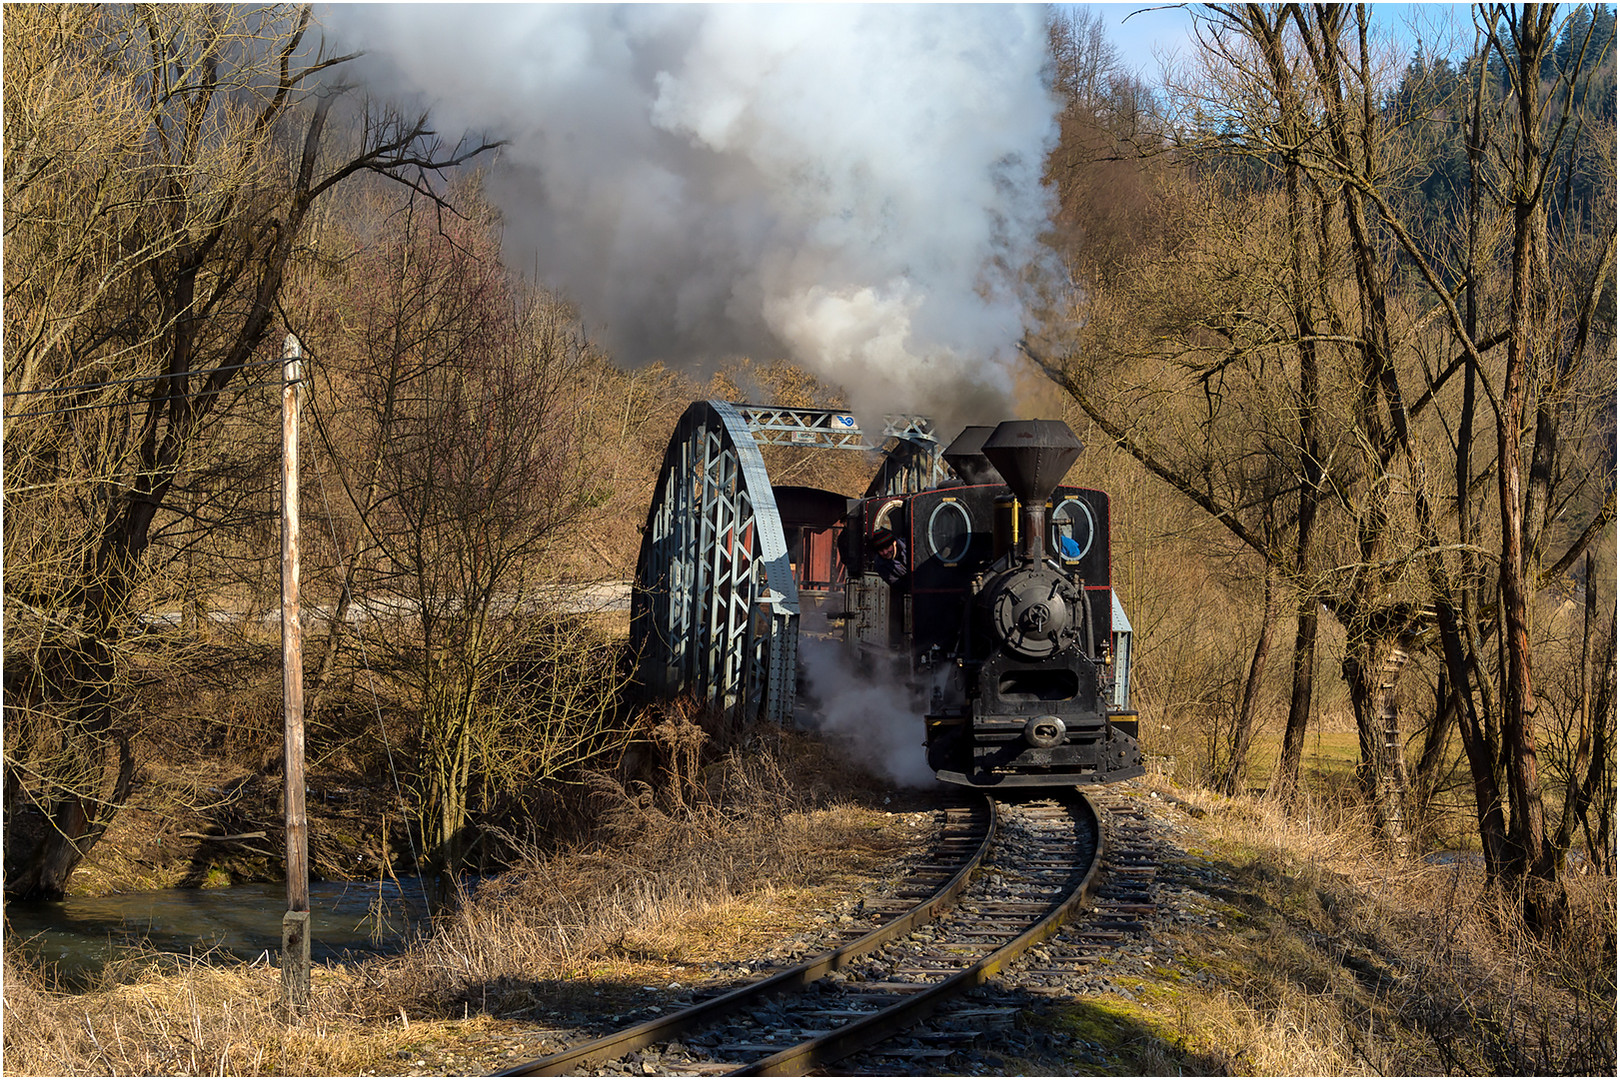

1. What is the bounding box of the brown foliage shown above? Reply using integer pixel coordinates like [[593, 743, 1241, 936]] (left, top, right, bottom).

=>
[[2, 3, 496, 897], [1032, 5, 1617, 917]]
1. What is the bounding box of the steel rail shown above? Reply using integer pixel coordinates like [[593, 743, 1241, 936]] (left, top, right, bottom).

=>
[[494, 794, 996, 1078], [731, 790, 1104, 1077]]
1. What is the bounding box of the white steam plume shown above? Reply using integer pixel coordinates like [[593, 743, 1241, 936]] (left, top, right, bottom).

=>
[[320, 4, 1059, 424], [796, 637, 934, 789]]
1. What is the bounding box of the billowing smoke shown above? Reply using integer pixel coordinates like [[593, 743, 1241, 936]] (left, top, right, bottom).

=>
[[796, 637, 934, 788], [319, 4, 1059, 425]]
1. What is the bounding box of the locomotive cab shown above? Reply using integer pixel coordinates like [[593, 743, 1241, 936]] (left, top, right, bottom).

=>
[[840, 419, 1144, 789]]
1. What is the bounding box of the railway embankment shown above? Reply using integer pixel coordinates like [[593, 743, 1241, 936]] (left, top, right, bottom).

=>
[[4, 738, 1614, 1076]]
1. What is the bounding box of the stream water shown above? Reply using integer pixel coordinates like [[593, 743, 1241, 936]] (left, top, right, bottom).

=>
[[4, 877, 434, 987]]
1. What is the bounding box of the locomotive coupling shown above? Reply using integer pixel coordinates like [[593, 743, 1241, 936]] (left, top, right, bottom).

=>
[[1023, 714, 1067, 748]]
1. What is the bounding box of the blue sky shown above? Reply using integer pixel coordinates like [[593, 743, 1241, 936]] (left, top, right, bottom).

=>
[[1084, 2, 1485, 78], [1081, 1, 1201, 75]]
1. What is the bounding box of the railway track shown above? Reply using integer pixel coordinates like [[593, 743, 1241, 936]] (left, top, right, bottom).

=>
[[497, 790, 1105, 1077], [1003, 791, 1162, 992], [827, 789, 1165, 1074]]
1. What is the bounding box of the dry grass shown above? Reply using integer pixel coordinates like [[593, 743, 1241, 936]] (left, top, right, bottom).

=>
[[0, 734, 913, 1076], [1079, 779, 1618, 1076], [375, 739, 910, 1019], [6, 743, 1611, 1077], [3, 949, 388, 1075]]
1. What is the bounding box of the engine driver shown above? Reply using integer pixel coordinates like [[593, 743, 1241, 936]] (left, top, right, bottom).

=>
[[870, 526, 909, 585]]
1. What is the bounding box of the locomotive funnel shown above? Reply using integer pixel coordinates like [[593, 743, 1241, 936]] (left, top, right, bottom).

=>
[[982, 420, 1083, 504], [942, 425, 1000, 485], [982, 420, 1084, 562]]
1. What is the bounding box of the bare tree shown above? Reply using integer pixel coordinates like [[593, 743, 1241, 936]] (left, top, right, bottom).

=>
[[2, 3, 496, 898], [1030, 4, 1614, 927], [300, 198, 634, 884]]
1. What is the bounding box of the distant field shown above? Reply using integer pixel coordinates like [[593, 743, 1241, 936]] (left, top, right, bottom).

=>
[[1247, 729, 1362, 789], [1140, 721, 1364, 794], [1194, 724, 1492, 855]]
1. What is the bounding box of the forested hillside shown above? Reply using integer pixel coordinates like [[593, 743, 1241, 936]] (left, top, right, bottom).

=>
[[4, 2, 1614, 945], [1033, 2, 1615, 931]]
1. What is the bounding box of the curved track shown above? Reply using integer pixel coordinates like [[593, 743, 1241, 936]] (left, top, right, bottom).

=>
[[497, 791, 1103, 1077]]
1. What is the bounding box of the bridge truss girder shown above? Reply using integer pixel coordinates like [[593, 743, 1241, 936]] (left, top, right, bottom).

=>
[[632, 401, 941, 725], [632, 401, 799, 725]]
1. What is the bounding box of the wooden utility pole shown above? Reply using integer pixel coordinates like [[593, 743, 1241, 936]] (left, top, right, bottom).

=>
[[281, 334, 310, 1016]]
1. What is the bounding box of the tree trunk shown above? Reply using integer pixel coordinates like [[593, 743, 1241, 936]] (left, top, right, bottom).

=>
[[1267, 591, 1319, 806], [1343, 632, 1412, 853], [1412, 664, 1455, 816], [1577, 646, 1615, 874], [1345, 648, 1381, 807], [1496, 5, 1562, 930], [1216, 566, 1278, 797], [1554, 553, 1598, 857], [1373, 643, 1411, 852], [1448, 33, 1512, 883], [9, 712, 136, 900], [1251, 4, 1327, 814], [420, 658, 481, 891]]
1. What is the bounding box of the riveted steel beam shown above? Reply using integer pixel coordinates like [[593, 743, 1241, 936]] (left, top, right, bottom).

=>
[[725, 404, 944, 495], [731, 405, 937, 452], [632, 401, 799, 725]]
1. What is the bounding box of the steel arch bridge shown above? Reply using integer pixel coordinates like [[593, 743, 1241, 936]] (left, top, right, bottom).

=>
[[630, 401, 942, 725]]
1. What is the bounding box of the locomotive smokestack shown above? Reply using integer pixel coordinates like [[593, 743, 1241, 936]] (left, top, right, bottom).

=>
[[942, 425, 1000, 485], [981, 420, 1084, 562]]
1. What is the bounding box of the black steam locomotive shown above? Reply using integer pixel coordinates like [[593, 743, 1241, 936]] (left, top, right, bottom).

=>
[[838, 420, 1144, 788]]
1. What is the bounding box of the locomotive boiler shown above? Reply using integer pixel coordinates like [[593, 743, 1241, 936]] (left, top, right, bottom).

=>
[[839, 419, 1144, 788]]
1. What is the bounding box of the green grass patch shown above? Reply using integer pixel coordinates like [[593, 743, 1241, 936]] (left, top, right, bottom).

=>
[[1027, 997, 1215, 1075], [1245, 729, 1361, 787]]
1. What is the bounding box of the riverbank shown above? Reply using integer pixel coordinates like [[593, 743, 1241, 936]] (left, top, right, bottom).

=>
[[17, 750, 416, 899], [4, 736, 1614, 1076]]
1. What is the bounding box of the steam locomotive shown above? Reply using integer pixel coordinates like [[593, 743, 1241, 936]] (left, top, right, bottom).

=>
[[837, 420, 1144, 788]]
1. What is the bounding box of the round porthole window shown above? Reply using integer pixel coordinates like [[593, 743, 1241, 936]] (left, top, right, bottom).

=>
[[873, 498, 905, 535], [928, 500, 973, 564], [1050, 497, 1095, 561]]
